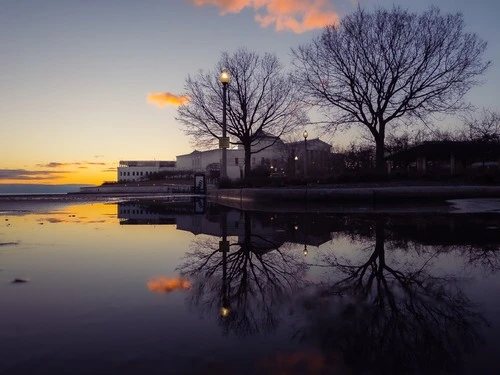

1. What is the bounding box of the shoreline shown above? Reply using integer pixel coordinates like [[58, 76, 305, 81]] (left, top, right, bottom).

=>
[[210, 185, 500, 204]]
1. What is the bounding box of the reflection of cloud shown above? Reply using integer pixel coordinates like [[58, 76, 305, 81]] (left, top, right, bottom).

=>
[[0, 242, 19, 247], [0, 169, 68, 181], [41, 218, 65, 223], [192, 0, 339, 33], [147, 276, 191, 294], [147, 92, 190, 107]]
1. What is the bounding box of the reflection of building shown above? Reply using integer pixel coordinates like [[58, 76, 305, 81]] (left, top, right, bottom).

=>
[[118, 160, 176, 182], [116, 203, 334, 249]]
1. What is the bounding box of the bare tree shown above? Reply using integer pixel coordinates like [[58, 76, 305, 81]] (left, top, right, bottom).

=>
[[292, 6, 490, 173], [462, 108, 500, 142], [177, 48, 308, 178]]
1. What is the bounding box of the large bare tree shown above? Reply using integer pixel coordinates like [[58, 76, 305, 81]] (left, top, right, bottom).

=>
[[292, 6, 490, 172], [177, 48, 307, 178]]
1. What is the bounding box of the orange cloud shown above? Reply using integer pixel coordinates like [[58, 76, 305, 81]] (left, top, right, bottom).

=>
[[192, 0, 339, 33], [147, 276, 191, 294], [147, 92, 190, 108]]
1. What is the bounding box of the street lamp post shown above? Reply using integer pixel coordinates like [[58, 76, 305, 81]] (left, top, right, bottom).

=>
[[303, 130, 308, 178], [219, 69, 231, 181], [294, 155, 298, 177]]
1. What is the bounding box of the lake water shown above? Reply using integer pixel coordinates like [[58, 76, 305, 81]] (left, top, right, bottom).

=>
[[1, 196, 499, 374]]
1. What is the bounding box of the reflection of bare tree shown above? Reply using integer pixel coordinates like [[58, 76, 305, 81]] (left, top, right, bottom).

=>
[[297, 218, 488, 374], [178, 211, 308, 337], [462, 244, 500, 275]]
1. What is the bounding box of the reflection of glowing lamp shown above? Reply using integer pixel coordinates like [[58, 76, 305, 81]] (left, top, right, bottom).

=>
[[219, 69, 231, 181], [303, 244, 308, 256], [294, 225, 298, 231], [220, 306, 231, 318]]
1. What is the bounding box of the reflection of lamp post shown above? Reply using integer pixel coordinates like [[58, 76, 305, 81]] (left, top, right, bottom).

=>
[[219, 210, 230, 318], [219, 69, 231, 180], [303, 130, 308, 178]]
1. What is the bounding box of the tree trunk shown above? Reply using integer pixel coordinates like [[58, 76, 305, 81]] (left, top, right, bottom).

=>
[[375, 141, 386, 174], [244, 146, 252, 179], [375, 124, 386, 174]]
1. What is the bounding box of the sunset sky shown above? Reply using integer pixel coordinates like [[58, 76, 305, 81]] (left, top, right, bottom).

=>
[[1, 0, 499, 186]]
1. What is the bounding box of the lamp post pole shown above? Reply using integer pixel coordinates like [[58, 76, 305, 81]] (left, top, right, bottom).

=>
[[219, 70, 231, 181], [303, 130, 308, 178]]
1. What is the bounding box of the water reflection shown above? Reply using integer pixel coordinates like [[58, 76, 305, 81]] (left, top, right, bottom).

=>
[[177, 209, 309, 337], [116, 201, 500, 373], [296, 215, 498, 374]]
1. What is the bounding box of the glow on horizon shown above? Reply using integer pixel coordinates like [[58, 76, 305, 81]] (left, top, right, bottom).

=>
[[0, 162, 117, 186]]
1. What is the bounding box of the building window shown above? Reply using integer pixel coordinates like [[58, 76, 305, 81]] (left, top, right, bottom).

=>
[[235, 158, 238, 165]]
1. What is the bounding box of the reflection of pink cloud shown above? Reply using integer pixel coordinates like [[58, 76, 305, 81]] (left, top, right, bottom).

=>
[[147, 92, 190, 108], [192, 0, 339, 33], [147, 276, 191, 294]]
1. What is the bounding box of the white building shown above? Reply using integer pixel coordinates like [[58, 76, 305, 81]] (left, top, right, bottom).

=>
[[117, 160, 176, 182], [117, 133, 332, 181], [176, 149, 243, 179], [176, 133, 286, 178]]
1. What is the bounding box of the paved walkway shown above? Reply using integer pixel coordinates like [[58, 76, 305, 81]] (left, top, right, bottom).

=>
[[210, 185, 500, 213]]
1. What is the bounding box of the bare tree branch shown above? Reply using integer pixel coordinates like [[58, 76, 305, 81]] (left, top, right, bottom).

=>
[[291, 6, 490, 172], [177, 48, 308, 178]]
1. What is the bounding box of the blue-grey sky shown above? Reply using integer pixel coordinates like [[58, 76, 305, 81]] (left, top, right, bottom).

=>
[[0, 0, 498, 184]]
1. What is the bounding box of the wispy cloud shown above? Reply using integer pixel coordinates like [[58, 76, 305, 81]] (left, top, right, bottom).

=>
[[37, 162, 107, 168], [0, 169, 68, 181], [147, 92, 190, 108], [147, 276, 191, 294], [192, 0, 340, 33]]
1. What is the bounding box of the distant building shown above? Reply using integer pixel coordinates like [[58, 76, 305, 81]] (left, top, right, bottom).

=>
[[285, 138, 333, 177], [117, 133, 335, 181], [386, 141, 500, 175], [176, 133, 287, 179], [117, 160, 176, 182]]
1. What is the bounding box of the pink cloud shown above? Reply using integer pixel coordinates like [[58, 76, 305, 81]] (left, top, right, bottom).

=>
[[192, 0, 339, 33]]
